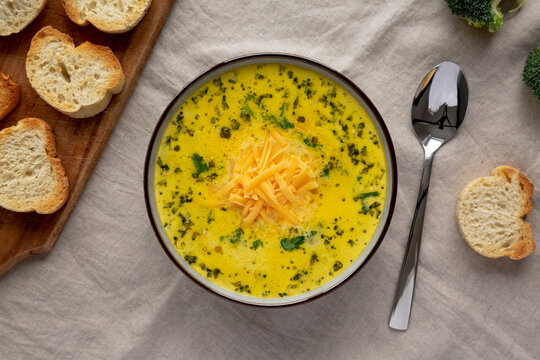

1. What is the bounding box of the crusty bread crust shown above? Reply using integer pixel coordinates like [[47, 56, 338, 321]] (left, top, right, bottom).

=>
[[62, 0, 152, 34], [491, 166, 534, 217], [26, 26, 125, 118], [0, 0, 47, 36], [0, 118, 68, 214], [510, 222, 534, 260], [457, 166, 535, 260], [0, 73, 20, 120]]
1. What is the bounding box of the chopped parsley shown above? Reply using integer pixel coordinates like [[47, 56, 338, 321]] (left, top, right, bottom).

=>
[[303, 136, 321, 148], [354, 191, 381, 215], [333, 261, 343, 271], [240, 105, 255, 121], [190, 87, 208, 104], [233, 281, 251, 293], [252, 239, 263, 250], [206, 267, 221, 279], [357, 191, 380, 200], [281, 236, 305, 251], [222, 95, 229, 110], [263, 113, 294, 129], [230, 119, 240, 130], [255, 93, 272, 106], [220, 228, 243, 244], [156, 157, 169, 172], [220, 127, 231, 138], [191, 153, 209, 177], [213, 77, 225, 92], [276, 117, 294, 129]]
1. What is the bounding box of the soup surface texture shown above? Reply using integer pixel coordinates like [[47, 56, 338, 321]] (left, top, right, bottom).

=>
[[154, 63, 387, 298]]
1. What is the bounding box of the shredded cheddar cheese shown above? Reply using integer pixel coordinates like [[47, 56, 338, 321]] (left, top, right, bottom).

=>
[[215, 131, 319, 225]]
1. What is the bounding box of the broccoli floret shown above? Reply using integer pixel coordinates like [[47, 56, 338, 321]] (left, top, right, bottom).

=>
[[523, 46, 540, 100], [445, 0, 525, 32]]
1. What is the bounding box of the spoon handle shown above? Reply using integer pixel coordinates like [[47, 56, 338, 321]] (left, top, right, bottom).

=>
[[389, 152, 434, 330]]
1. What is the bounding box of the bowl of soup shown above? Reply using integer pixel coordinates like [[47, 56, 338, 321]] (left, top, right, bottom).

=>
[[144, 54, 397, 306]]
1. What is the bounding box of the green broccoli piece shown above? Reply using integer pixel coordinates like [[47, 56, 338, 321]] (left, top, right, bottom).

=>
[[523, 46, 540, 100], [445, 0, 525, 32]]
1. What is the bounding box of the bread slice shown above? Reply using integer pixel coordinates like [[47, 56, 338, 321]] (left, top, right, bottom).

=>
[[0, 72, 20, 120], [0, 118, 68, 214], [26, 26, 125, 119], [63, 0, 152, 34], [457, 166, 535, 260], [0, 0, 47, 36]]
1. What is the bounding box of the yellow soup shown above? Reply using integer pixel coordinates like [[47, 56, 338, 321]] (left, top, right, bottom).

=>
[[154, 63, 387, 298]]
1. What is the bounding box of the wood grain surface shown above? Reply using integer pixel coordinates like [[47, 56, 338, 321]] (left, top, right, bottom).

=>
[[0, 0, 174, 274]]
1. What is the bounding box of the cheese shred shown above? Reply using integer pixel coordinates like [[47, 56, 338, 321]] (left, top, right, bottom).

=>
[[215, 133, 319, 225]]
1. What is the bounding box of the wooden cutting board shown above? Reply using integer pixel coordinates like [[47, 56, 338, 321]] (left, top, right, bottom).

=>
[[0, 0, 175, 274]]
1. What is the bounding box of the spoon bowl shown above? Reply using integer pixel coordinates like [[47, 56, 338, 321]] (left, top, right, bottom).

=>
[[412, 61, 469, 153]]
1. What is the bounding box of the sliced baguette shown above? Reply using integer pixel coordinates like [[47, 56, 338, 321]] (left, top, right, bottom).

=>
[[63, 0, 152, 34], [0, 72, 20, 120], [0, 0, 47, 36], [0, 118, 68, 214], [26, 26, 125, 119], [457, 166, 535, 260]]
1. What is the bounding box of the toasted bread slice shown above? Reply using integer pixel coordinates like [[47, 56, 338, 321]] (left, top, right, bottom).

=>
[[0, 118, 68, 214], [0, 0, 47, 36], [26, 26, 125, 118], [0, 72, 20, 120], [63, 0, 152, 34], [457, 166, 535, 260]]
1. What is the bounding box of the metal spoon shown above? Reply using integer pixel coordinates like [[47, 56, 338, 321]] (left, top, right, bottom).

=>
[[389, 61, 468, 331]]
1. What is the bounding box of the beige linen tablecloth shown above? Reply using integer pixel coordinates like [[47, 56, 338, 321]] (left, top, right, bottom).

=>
[[2, 1, 540, 359]]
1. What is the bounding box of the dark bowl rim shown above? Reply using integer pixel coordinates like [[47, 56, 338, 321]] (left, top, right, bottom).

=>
[[143, 52, 398, 307]]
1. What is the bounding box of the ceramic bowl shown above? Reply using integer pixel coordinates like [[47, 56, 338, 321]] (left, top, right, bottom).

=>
[[144, 54, 397, 306]]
